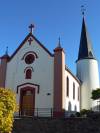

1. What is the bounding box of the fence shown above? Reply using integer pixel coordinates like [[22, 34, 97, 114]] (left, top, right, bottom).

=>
[[15, 108, 53, 118]]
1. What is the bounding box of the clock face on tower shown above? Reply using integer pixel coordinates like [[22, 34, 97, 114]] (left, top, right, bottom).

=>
[[25, 54, 35, 64]]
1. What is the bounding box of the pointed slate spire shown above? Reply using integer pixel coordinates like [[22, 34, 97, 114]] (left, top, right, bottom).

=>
[[77, 17, 95, 61], [1, 46, 9, 59], [5, 46, 8, 55], [54, 37, 64, 52], [58, 37, 61, 48]]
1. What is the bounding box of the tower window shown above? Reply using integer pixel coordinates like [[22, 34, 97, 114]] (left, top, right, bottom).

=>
[[73, 82, 75, 99], [25, 69, 32, 79], [66, 76, 69, 97]]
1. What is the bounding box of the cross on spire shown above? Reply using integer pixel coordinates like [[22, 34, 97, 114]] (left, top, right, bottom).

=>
[[29, 24, 34, 33], [81, 5, 86, 16]]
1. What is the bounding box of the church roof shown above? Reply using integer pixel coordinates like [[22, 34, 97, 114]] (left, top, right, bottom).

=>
[[9, 33, 54, 61], [65, 66, 81, 85], [1, 54, 10, 59], [77, 17, 95, 61]]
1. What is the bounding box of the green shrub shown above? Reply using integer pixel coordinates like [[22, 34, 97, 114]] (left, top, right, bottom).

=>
[[75, 112, 81, 117], [80, 109, 94, 117]]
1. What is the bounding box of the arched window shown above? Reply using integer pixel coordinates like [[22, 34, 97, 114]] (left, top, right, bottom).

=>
[[73, 82, 75, 99], [25, 69, 32, 79], [68, 101, 71, 111], [66, 77, 69, 97], [78, 87, 80, 101], [74, 105, 77, 112]]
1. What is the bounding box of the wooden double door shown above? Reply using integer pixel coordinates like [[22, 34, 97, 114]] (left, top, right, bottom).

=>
[[20, 87, 35, 116]]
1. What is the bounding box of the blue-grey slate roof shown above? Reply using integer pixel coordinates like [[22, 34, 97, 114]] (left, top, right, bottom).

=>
[[77, 17, 95, 61]]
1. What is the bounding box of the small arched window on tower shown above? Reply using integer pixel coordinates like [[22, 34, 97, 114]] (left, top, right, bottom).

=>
[[25, 69, 32, 79], [66, 76, 69, 97]]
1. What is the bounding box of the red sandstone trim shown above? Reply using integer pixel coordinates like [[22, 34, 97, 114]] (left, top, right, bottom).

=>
[[17, 83, 40, 94], [53, 48, 64, 113], [20, 86, 35, 116], [54, 47, 65, 53], [22, 51, 38, 60], [24, 67, 34, 73], [0, 57, 8, 87], [53, 111, 65, 118], [0, 55, 10, 61]]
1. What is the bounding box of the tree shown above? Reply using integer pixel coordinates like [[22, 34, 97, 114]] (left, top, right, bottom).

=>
[[91, 88, 100, 111], [91, 88, 100, 100], [0, 88, 17, 133]]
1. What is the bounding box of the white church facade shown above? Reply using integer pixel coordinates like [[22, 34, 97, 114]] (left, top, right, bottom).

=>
[[0, 17, 99, 117]]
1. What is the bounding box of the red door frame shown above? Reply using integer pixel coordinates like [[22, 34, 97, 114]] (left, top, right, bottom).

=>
[[20, 86, 35, 116]]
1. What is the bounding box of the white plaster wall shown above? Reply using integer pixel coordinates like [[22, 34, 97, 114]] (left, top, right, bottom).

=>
[[5, 38, 54, 114], [76, 59, 100, 110], [65, 70, 80, 112]]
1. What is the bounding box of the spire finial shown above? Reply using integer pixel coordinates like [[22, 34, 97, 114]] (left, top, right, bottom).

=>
[[29, 24, 34, 33], [5, 46, 8, 55], [58, 37, 61, 47], [81, 5, 86, 16]]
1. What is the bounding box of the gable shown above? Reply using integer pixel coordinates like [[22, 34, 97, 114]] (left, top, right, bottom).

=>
[[9, 33, 53, 61]]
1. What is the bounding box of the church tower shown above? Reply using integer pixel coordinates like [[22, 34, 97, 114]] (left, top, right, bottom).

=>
[[76, 17, 99, 110], [0, 48, 9, 88], [53, 39, 65, 117]]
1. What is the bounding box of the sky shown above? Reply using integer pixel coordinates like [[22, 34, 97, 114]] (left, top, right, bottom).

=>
[[0, 0, 100, 74]]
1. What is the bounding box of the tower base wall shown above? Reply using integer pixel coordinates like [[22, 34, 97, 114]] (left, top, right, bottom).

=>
[[77, 59, 99, 110]]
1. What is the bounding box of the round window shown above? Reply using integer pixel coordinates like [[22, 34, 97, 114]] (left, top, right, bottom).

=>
[[25, 54, 35, 64]]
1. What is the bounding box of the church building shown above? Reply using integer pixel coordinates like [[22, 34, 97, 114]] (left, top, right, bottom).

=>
[[0, 16, 99, 117]]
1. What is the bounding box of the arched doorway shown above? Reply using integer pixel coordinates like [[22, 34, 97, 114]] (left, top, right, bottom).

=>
[[20, 87, 35, 116]]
